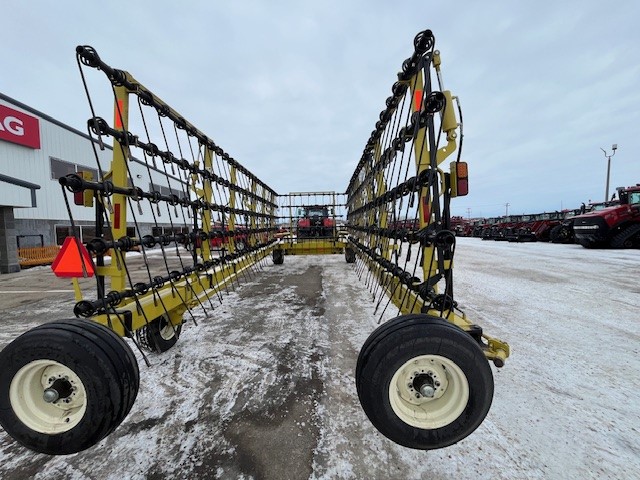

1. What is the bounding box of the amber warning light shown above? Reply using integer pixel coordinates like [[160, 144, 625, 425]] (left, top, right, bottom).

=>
[[450, 161, 468, 197]]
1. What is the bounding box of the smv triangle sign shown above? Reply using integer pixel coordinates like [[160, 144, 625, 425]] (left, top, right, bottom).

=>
[[51, 236, 95, 278]]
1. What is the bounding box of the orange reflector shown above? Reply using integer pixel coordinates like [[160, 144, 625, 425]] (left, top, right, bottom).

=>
[[414, 90, 423, 111], [51, 237, 95, 278], [450, 161, 469, 197]]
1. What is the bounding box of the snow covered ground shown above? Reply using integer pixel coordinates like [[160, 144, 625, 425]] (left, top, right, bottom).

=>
[[0, 238, 638, 479]]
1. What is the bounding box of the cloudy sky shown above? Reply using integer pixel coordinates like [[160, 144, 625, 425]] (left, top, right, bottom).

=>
[[2, 0, 639, 217]]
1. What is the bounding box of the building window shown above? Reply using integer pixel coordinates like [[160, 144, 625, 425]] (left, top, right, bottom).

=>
[[55, 225, 139, 245], [150, 183, 185, 197], [50, 157, 98, 181], [55, 226, 81, 245], [50, 158, 76, 180], [151, 226, 190, 237]]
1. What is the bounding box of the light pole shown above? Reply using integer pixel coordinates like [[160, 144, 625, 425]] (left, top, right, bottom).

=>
[[601, 144, 617, 202]]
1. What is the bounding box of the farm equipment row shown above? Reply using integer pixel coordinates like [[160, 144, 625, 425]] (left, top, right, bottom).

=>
[[0, 30, 509, 455], [451, 184, 640, 249]]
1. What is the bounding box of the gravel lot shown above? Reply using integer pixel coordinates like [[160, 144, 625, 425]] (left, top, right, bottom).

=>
[[0, 238, 638, 479]]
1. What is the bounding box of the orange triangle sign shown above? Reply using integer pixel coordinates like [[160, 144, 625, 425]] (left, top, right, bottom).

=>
[[51, 236, 95, 278]]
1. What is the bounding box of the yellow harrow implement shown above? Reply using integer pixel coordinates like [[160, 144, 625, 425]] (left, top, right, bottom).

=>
[[0, 29, 508, 455]]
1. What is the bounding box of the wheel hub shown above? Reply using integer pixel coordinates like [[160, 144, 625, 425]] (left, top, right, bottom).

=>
[[43, 388, 60, 403], [402, 361, 449, 404], [9, 360, 87, 434], [41, 367, 84, 409], [412, 373, 437, 398], [389, 354, 469, 429], [43, 377, 74, 403]]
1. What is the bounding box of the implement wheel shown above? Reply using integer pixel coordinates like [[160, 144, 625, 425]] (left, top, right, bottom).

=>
[[272, 249, 284, 265], [0, 319, 139, 455], [345, 247, 356, 263], [144, 314, 182, 353], [356, 314, 493, 449]]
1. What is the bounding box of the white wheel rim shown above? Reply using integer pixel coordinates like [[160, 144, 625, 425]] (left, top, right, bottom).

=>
[[388, 354, 469, 429], [158, 317, 176, 341], [9, 360, 87, 434]]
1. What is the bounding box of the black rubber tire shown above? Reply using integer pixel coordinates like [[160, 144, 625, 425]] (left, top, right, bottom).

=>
[[345, 247, 356, 263], [272, 249, 284, 265], [549, 225, 563, 243], [356, 314, 493, 450], [0, 319, 139, 455], [550, 225, 573, 244], [145, 315, 182, 353], [610, 224, 640, 249]]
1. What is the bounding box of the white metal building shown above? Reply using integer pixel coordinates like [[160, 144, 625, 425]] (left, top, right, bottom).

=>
[[0, 93, 187, 273]]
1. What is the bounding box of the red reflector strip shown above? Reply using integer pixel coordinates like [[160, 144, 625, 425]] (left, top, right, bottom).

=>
[[114, 203, 121, 229], [114, 99, 124, 129], [422, 196, 431, 223], [414, 90, 423, 111], [457, 179, 469, 196]]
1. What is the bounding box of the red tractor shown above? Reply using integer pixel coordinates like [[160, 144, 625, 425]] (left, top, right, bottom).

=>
[[506, 214, 537, 242], [450, 216, 470, 236], [551, 202, 617, 244], [549, 209, 582, 244], [573, 185, 640, 248], [489, 215, 522, 241], [479, 217, 499, 239], [297, 205, 335, 238], [530, 212, 563, 241], [210, 224, 249, 250]]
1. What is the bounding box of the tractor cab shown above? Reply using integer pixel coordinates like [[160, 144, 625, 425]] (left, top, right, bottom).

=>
[[618, 186, 640, 206], [297, 205, 335, 238]]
